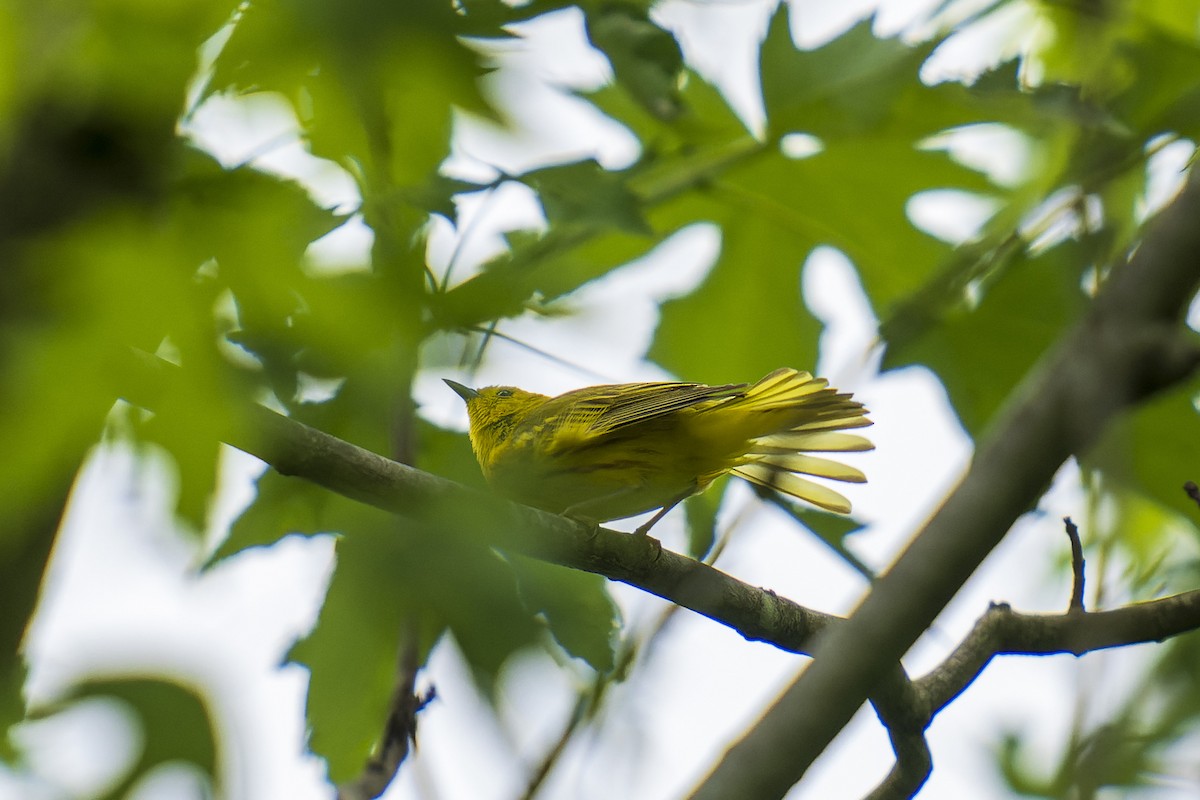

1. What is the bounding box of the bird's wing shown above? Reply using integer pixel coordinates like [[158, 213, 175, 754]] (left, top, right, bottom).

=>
[[551, 381, 747, 438]]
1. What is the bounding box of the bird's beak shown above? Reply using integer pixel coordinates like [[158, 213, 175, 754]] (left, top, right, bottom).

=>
[[443, 379, 480, 402]]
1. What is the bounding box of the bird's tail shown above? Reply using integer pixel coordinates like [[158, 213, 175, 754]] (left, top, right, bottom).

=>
[[721, 368, 874, 514]]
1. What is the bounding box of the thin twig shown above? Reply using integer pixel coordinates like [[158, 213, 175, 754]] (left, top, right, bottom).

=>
[[337, 624, 434, 800], [1064, 516, 1087, 613], [463, 325, 617, 383]]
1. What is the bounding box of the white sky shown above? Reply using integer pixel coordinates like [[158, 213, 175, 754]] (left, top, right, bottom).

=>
[[7, 1, 1200, 799]]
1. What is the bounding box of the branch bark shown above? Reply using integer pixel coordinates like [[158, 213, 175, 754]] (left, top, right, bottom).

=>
[[685, 169, 1200, 800], [120, 345, 1200, 799]]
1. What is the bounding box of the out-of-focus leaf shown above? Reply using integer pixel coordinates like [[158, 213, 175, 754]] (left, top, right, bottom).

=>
[[761, 12, 938, 139], [585, 4, 684, 121], [684, 476, 728, 560], [795, 507, 865, 549], [415, 420, 488, 492], [998, 713, 1160, 799], [522, 160, 652, 235], [507, 554, 620, 674], [1113, 22, 1200, 142], [886, 239, 1090, 437], [1086, 376, 1200, 529], [293, 513, 540, 782], [0, 483, 65, 761], [430, 213, 663, 331], [211, 419, 481, 567], [412, 176, 492, 224], [584, 62, 751, 150], [209, 471, 335, 565], [210, 0, 492, 187], [1097, 487, 1198, 594], [648, 194, 822, 383], [41, 679, 217, 800]]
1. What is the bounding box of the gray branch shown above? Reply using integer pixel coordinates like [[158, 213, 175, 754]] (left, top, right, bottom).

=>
[[685, 168, 1200, 800], [120, 338, 1200, 799]]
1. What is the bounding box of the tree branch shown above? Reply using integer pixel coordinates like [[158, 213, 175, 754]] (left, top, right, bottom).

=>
[[685, 170, 1200, 800], [118, 347, 1200, 799], [916, 590, 1200, 717], [1064, 517, 1086, 613], [336, 624, 431, 800], [118, 350, 837, 652]]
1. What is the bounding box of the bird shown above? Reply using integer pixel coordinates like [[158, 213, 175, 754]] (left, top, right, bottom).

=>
[[444, 368, 872, 535]]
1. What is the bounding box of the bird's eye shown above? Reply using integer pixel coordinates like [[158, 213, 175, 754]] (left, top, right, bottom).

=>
[[497, 389, 513, 398]]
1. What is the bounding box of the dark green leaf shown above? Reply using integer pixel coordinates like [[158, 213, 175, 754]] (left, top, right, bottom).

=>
[[1086, 375, 1200, 527], [508, 554, 621, 673], [684, 475, 728, 559], [886, 239, 1090, 437], [523, 160, 653, 235], [585, 4, 684, 121], [51, 679, 217, 800], [293, 516, 540, 782]]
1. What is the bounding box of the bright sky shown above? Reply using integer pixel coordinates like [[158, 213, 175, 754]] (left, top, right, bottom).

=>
[[7, 2, 1200, 800]]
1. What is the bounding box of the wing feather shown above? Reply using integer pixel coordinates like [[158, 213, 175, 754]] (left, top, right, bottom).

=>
[[569, 381, 746, 435]]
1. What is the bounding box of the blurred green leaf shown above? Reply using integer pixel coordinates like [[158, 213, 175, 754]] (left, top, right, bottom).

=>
[[507, 555, 620, 673], [1086, 376, 1200, 529], [585, 3, 684, 121], [293, 514, 540, 782], [886, 239, 1090, 437], [415, 420, 488, 491], [684, 476, 728, 560], [210, 0, 493, 186], [46, 679, 217, 800], [761, 12, 938, 139], [209, 471, 333, 564], [523, 160, 652, 236], [584, 61, 751, 150]]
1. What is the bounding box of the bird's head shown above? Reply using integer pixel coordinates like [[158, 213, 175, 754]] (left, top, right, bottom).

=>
[[444, 380, 547, 465]]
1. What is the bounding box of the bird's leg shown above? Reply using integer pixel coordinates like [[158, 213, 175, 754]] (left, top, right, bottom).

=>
[[632, 488, 694, 536]]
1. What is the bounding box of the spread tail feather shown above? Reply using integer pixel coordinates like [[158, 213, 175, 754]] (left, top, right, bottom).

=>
[[732, 464, 855, 514], [724, 368, 874, 514]]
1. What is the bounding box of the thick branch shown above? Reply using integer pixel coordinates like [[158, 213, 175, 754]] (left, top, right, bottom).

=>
[[119, 350, 836, 653], [119, 349, 1200, 799], [686, 171, 1200, 800]]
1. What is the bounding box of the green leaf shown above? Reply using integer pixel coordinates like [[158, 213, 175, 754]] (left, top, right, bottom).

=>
[[585, 3, 684, 121], [760, 10, 938, 139], [415, 420, 488, 492], [648, 199, 822, 382], [523, 160, 653, 236], [1086, 376, 1200, 529], [210, 0, 492, 185], [209, 471, 335, 564], [431, 205, 663, 330], [507, 554, 621, 674], [45, 679, 217, 800], [584, 63, 751, 151], [885, 239, 1090, 438], [294, 516, 540, 782], [684, 476, 728, 560], [433, 65, 757, 334]]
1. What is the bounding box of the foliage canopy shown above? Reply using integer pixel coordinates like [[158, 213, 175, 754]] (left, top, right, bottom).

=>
[[4, 0, 1200, 797]]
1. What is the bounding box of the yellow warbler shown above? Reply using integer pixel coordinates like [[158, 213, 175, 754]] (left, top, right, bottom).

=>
[[445, 368, 872, 535]]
